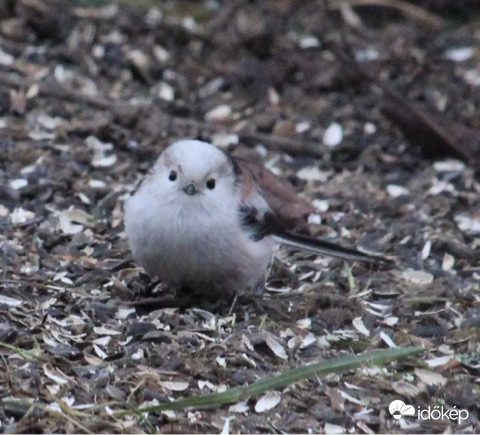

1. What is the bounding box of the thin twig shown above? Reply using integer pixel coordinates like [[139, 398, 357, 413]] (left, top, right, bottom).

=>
[[328, 0, 446, 29], [0, 217, 45, 229], [0, 278, 72, 291]]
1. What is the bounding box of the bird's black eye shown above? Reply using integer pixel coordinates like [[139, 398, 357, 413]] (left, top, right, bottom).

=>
[[206, 179, 216, 190], [169, 171, 177, 181]]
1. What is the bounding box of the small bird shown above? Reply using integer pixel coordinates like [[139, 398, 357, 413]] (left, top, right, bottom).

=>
[[125, 139, 387, 300]]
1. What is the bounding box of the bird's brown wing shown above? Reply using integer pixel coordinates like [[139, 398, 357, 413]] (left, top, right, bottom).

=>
[[234, 156, 315, 233], [234, 155, 390, 264]]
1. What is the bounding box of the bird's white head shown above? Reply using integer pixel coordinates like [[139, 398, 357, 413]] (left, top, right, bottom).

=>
[[149, 139, 239, 205]]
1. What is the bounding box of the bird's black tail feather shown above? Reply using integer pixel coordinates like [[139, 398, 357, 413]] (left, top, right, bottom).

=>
[[273, 231, 391, 264]]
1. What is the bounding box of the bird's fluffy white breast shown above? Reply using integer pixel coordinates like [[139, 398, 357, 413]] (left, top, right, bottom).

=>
[[124, 176, 273, 294]]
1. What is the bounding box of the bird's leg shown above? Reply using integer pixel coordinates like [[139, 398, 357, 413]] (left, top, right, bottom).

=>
[[130, 288, 196, 310], [144, 278, 163, 296], [227, 294, 238, 316]]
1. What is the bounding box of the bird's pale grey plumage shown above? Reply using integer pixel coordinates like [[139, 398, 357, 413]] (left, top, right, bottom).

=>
[[125, 139, 387, 299]]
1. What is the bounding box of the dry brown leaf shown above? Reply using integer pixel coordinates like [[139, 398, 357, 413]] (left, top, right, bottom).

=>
[[325, 387, 345, 412]]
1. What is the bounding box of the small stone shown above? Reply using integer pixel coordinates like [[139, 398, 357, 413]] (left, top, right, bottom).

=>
[[273, 119, 296, 138], [9, 179, 28, 190], [0, 47, 14, 66], [401, 270, 434, 286], [443, 47, 474, 62], [299, 35, 320, 49], [205, 104, 232, 122], [157, 82, 174, 101], [387, 184, 409, 197], [433, 160, 465, 172], [323, 123, 343, 147], [254, 113, 276, 132], [364, 122, 377, 134], [442, 253, 454, 271]]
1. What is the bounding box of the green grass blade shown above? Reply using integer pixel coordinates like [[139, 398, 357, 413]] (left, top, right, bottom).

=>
[[0, 341, 37, 361], [116, 347, 423, 416]]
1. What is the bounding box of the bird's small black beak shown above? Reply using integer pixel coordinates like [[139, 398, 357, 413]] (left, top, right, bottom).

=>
[[183, 183, 198, 196]]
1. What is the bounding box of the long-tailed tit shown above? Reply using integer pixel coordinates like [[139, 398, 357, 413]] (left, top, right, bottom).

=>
[[125, 139, 387, 299]]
